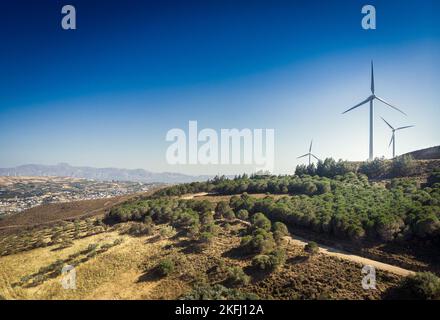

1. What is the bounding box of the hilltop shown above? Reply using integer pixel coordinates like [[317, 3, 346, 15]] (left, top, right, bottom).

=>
[[401, 145, 440, 160]]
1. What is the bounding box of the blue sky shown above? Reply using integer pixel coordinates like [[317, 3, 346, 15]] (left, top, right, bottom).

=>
[[0, 0, 439, 174]]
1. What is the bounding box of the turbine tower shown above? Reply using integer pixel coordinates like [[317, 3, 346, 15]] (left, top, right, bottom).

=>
[[342, 61, 406, 161], [381, 117, 414, 158], [298, 140, 319, 166]]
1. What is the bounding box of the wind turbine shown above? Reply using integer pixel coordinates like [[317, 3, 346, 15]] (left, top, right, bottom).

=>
[[381, 117, 414, 158], [342, 61, 406, 161], [298, 140, 319, 166]]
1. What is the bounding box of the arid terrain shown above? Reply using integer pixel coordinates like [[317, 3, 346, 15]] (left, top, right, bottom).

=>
[[0, 156, 439, 300]]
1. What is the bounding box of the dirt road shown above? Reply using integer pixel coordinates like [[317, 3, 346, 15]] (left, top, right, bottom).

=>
[[285, 236, 414, 276]]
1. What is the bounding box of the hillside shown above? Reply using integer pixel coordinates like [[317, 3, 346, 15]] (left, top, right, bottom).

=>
[[1, 163, 439, 300], [402, 146, 440, 160]]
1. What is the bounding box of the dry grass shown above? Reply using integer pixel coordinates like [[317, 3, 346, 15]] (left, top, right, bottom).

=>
[[0, 218, 402, 300]]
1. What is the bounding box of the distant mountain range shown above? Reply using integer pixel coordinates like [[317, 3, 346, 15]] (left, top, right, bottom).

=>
[[0, 163, 212, 184]]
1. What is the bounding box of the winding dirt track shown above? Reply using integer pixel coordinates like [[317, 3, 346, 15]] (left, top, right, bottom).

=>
[[285, 236, 414, 276], [181, 192, 415, 277]]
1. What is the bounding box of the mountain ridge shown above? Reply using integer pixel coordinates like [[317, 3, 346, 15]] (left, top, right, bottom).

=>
[[0, 163, 211, 183]]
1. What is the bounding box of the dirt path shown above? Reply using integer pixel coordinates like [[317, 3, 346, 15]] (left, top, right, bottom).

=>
[[285, 236, 414, 276], [181, 192, 209, 200]]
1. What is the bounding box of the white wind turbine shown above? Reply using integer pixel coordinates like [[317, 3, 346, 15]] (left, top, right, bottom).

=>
[[342, 61, 407, 161], [381, 117, 414, 158], [298, 140, 319, 166]]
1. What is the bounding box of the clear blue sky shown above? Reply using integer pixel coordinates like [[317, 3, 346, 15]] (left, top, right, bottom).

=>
[[0, 0, 439, 174]]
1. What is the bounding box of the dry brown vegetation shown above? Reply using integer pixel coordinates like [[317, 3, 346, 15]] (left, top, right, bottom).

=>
[[0, 188, 162, 236], [0, 215, 401, 300]]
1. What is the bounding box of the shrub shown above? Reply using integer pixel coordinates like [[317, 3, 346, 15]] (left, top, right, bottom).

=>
[[127, 223, 153, 236], [359, 157, 388, 178], [396, 272, 440, 300], [269, 248, 286, 268], [272, 222, 289, 235], [113, 238, 123, 245], [252, 249, 286, 272], [143, 216, 153, 225], [251, 213, 271, 231], [240, 229, 275, 254], [159, 225, 176, 238], [223, 209, 236, 221], [215, 201, 231, 219], [304, 241, 319, 255], [225, 266, 250, 287], [157, 259, 174, 277], [201, 223, 219, 235], [252, 254, 271, 271], [427, 169, 440, 187], [237, 209, 249, 220], [199, 231, 214, 244], [391, 155, 415, 177]]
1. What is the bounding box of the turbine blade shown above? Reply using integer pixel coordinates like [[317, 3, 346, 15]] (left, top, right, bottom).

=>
[[375, 96, 407, 115], [342, 96, 372, 114], [297, 154, 309, 159], [309, 140, 313, 153], [388, 134, 394, 148], [311, 154, 320, 161], [395, 125, 414, 131], [371, 61, 375, 94], [380, 117, 394, 130]]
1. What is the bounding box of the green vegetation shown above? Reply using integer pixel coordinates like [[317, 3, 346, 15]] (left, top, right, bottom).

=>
[[395, 272, 440, 300], [296, 155, 416, 179], [240, 228, 276, 254], [126, 222, 153, 236], [156, 259, 175, 277], [304, 241, 319, 255], [225, 266, 250, 287], [252, 248, 286, 272], [236, 209, 249, 220], [107, 164, 440, 249]]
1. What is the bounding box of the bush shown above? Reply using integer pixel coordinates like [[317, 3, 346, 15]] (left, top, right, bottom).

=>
[[159, 225, 176, 238], [427, 169, 440, 187], [127, 223, 153, 236], [223, 209, 236, 221], [304, 241, 319, 255], [156, 259, 174, 277], [396, 272, 440, 300], [251, 213, 271, 231], [199, 231, 214, 244], [237, 209, 249, 220], [391, 155, 415, 177], [240, 229, 275, 254], [215, 201, 231, 219], [359, 157, 388, 178], [272, 222, 289, 235], [225, 266, 250, 287], [252, 249, 286, 272]]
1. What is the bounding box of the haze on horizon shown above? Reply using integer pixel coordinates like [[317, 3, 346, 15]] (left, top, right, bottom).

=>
[[0, 0, 439, 175]]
